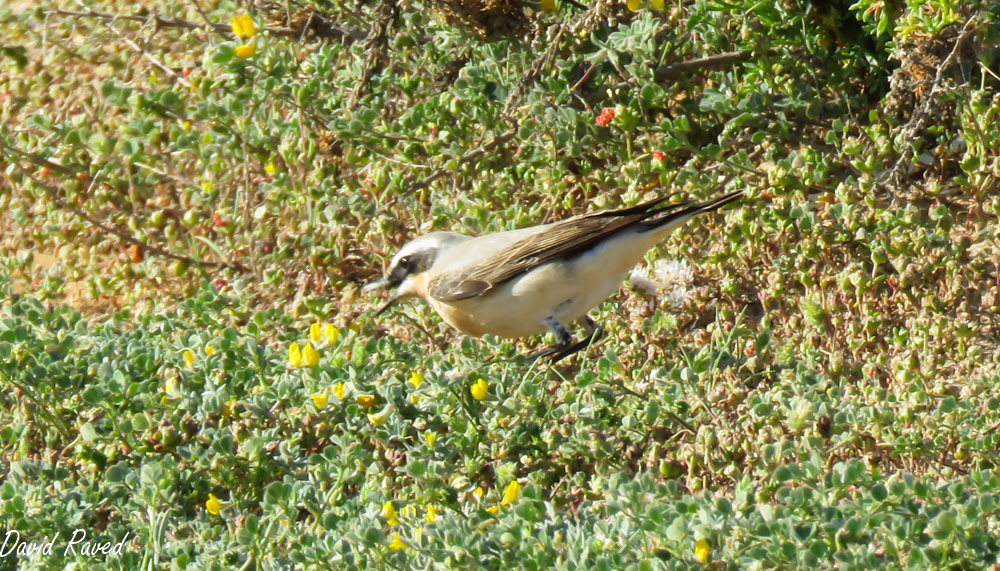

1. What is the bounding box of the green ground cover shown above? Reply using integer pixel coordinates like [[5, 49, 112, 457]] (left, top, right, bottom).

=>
[[1, 0, 999, 567]]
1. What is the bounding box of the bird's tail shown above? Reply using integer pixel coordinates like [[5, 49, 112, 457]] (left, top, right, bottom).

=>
[[637, 189, 744, 233]]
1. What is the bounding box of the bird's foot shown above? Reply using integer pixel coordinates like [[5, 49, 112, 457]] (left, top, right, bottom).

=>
[[525, 317, 604, 364]]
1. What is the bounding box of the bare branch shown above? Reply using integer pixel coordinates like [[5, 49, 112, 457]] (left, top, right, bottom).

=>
[[408, 128, 517, 194], [0, 142, 240, 271]]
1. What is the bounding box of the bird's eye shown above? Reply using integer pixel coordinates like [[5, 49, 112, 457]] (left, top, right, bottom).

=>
[[399, 255, 411, 268]]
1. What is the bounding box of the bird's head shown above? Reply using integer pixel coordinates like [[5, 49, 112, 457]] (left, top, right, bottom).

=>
[[363, 232, 465, 315]]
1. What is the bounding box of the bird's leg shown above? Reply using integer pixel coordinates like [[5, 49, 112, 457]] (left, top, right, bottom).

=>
[[527, 316, 605, 364], [547, 316, 605, 363], [525, 317, 573, 362]]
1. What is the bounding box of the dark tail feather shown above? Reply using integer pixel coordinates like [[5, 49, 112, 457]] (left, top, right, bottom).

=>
[[637, 190, 744, 232]]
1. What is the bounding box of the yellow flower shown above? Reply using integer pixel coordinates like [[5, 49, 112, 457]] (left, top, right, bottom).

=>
[[303, 342, 320, 367], [204, 345, 215, 356], [206, 493, 222, 516], [181, 120, 191, 131], [235, 44, 256, 59], [626, 0, 640, 11], [309, 322, 322, 343], [408, 371, 424, 388], [182, 350, 195, 368], [332, 383, 345, 400], [388, 533, 406, 551], [425, 504, 437, 524], [424, 431, 436, 445], [410, 393, 423, 404], [323, 323, 339, 345], [356, 394, 376, 408], [230, 14, 257, 39], [501, 480, 521, 506], [288, 343, 302, 367], [164, 375, 180, 395], [486, 505, 499, 514], [400, 505, 416, 518], [472, 487, 484, 500], [222, 399, 236, 417], [201, 181, 212, 192], [368, 404, 393, 425], [265, 160, 277, 175], [540, 0, 556, 11], [383, 501, 398, 526], [311, 393, 328, 409], [650, 0, 663, 8], [470, 378, 488, 401], [695, 539, 710, 563]]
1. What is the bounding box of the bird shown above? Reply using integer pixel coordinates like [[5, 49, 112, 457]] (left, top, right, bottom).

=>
[[365, 190, 744, 362]]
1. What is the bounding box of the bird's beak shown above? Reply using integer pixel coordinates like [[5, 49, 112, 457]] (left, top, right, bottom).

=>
[[362, 277, 391, 293], [364, 277, 401, 316]]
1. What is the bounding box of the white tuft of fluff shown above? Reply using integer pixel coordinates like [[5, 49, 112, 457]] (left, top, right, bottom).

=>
[[628, 259, 695, 310]]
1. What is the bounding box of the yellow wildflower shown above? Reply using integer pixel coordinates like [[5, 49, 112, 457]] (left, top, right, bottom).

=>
[[388, 533, 406, 551], [626, 0, 640, 11], [400, 505, 416, 518], [356, 394, 376, 408], [472, 487, 484, 500], [695, 539, 710, 563], [230, 14, 257, 39], [265, 160, 277, 175], [650, 0, 663, 8], [424, 431, 436, 445], [501, 480, 521, 506], [410, 393, 423, 404], [408, 371, 424, 388], [164, 375, 180, 395], [309, 322, 322, 343], [221, 399, 236, 417], [201, 181, 212, 193], [303, 342, 320, 367], [182, 349, 195, 368], [206, 493, 222, 516], [470, 378, 488, 401], [204, 345, 215, 356], [235, 44, 256, 59], [694, 539, 709, 563], [383, 501, 398, 526], [486, 505, 499, 514], [368, 404, 393, 425], [323, 323, 339, 345], [332, 383, 345, 400], [311, 393, 328, 409], [540, 0, 556, 10], [288, 343, 302, 367], [425, 504, 437, 524]]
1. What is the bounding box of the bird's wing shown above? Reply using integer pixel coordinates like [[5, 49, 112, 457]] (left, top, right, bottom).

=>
[[427, 197, 691, 302]]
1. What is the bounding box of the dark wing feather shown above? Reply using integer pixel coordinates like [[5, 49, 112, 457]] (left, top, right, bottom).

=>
[[428, 197, 692, 301]]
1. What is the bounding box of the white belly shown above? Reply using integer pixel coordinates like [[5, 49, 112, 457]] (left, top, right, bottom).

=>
[[427, 228, 666, 338]]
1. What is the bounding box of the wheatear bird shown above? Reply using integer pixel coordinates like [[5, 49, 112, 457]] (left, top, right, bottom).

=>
[[366, 190, 744, 361]]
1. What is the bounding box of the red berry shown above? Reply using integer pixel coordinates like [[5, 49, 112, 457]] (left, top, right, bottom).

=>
[[212, 213, 226, 227], [652, 151, 666, 161], [595, 107, 615, 127]]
